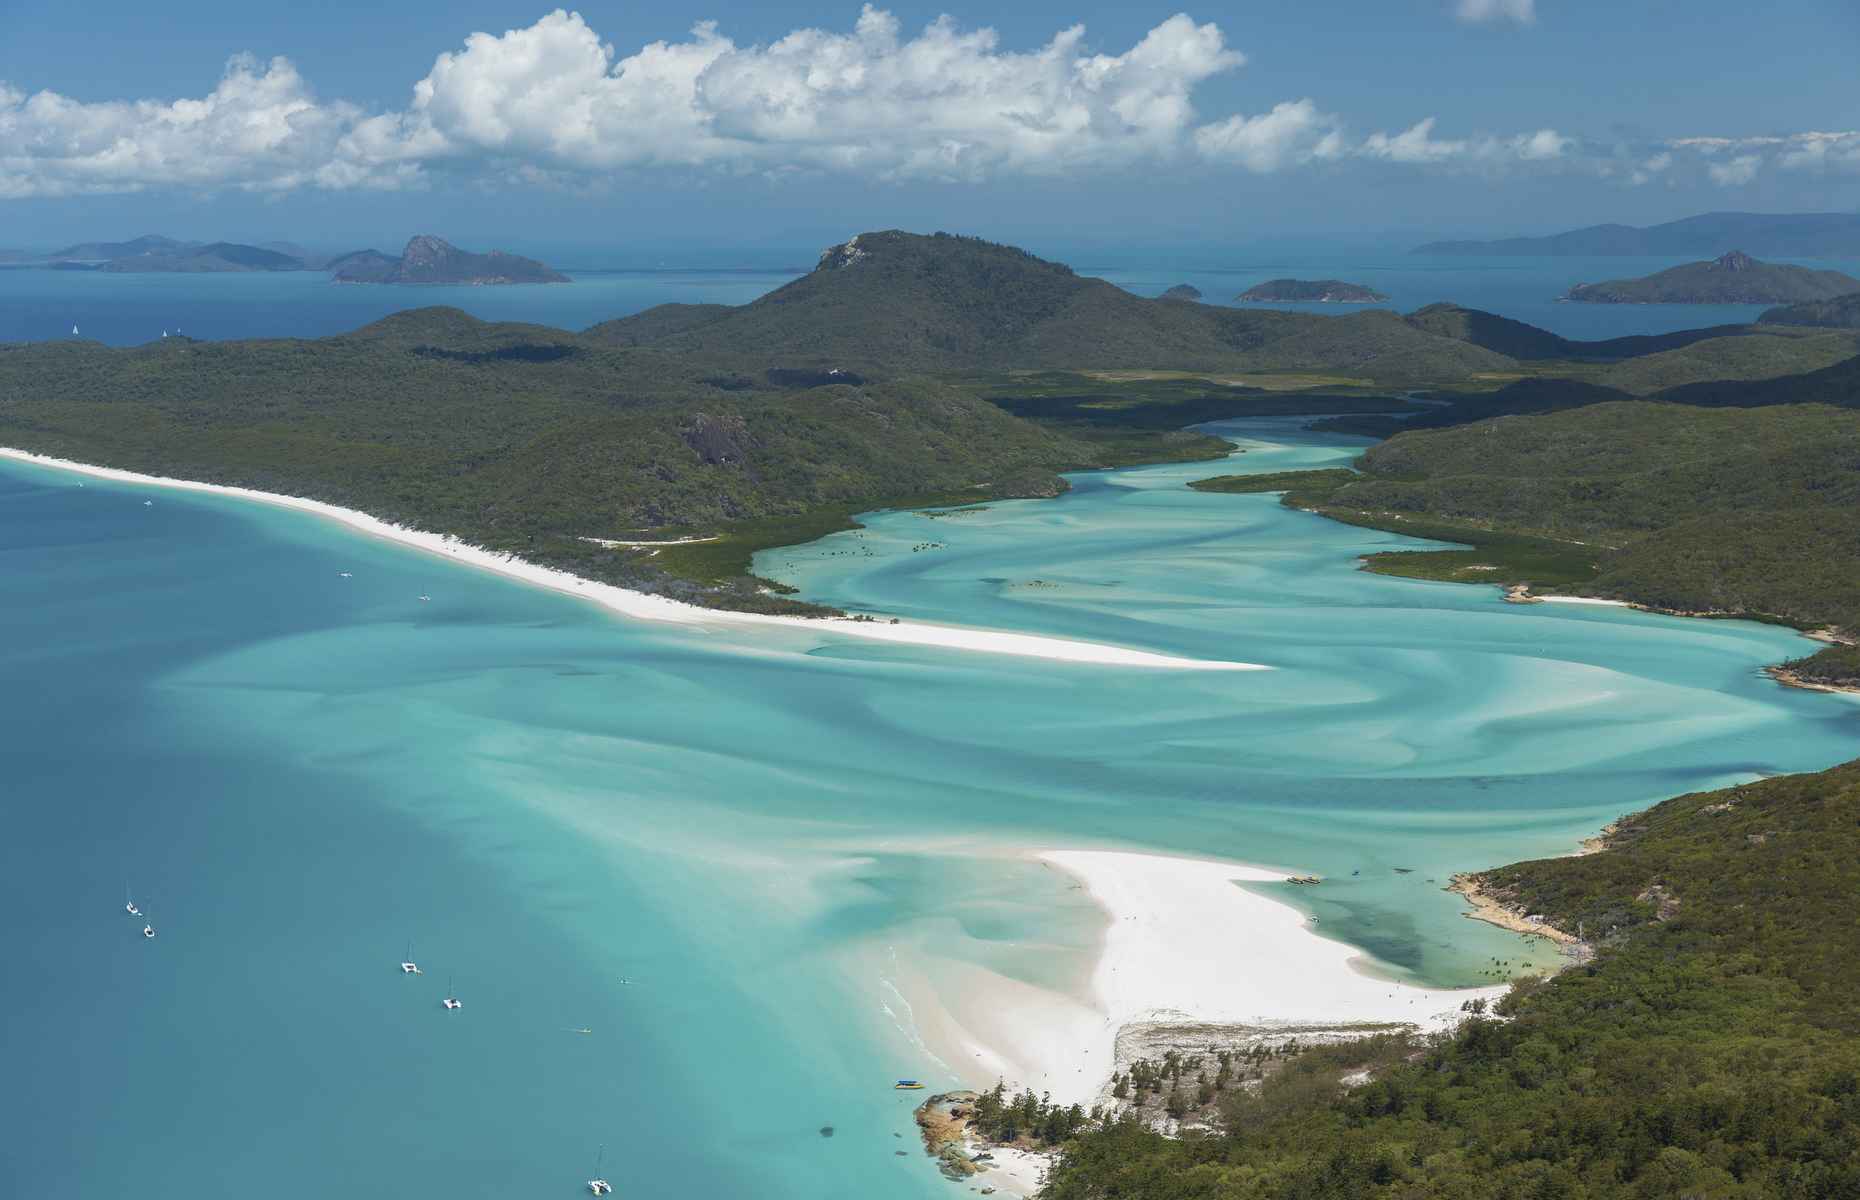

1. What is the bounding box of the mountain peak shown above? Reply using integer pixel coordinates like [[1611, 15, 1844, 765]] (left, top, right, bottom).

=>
[[1714, 250, 1756, 271]]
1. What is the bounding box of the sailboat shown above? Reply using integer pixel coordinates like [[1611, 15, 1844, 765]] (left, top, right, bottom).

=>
[[72, 324, 79, 337], [587, 1146, 612, 1195], [125, 886, 141, 917], [442, 973, 462, 1011], [400, 941, 421, 975], [142, 924, 157, 939]]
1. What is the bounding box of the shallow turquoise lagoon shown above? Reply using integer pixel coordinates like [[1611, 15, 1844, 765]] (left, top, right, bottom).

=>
[[3, 422, 1854, 1198]]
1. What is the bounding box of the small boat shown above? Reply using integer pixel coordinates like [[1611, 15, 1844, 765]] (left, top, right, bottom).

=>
[[142, 924, 156, 939], [418, 595, 431, 602], [125, 886, 141, 917], [894, 1079, 925, 1090], [443, 973, 462, 1011], [587, 1145, 612, 1195], [339, 572, 353, 579], [72, 325, 79, 336], [142, 500, 153, 507], [400, 941, 421, 975]]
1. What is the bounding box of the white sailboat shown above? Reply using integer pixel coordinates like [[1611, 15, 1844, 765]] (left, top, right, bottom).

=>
[[587, 1145, 612, 1195], [142, 924, 157, 939], [400, 941, 421, 975], [125, 886, 141, 917], [442, 973, 462, 1010]]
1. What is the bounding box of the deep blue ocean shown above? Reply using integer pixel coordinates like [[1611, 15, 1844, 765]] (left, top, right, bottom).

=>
[[4, 253, 1858, 1198]]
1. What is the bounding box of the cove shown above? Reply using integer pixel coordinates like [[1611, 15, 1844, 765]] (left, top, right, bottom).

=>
[[2, 418, 1854, 1199]]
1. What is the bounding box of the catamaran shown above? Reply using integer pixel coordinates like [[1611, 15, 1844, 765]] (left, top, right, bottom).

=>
[[443, 974, 462, 1010], [400, 942, 421, 975], [587, 1145, 612, 1195]]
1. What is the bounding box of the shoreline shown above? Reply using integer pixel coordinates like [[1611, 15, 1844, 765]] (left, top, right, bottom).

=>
[[0, 446, 1268, 674], [1446, 873, 1580, 945], [898, 848, 1509, 1113]]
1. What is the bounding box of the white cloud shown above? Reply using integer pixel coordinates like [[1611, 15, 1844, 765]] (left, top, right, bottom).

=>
[[1661, 130, 1860, 186], [0, 55, 377, 199], [3, 6, 1784, 199], [1707, 154, 1762, 187], [1455, 0, 1537, 26], [1193, 99, 1343, 172], [1359, 117, 1568, 166], [344, 7, 1243, 182]]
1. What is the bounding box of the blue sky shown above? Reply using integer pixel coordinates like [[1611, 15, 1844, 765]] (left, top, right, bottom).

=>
[[2, 1, 1856, 252]]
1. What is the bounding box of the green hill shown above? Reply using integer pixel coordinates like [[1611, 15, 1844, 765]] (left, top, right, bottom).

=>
[[0, 307, 1183, 612], [1761, 292, 1860, 329], [597, 231, 1514, 379], [1563, 250, 1860, 304], [1045, 756, 1860, 1199], [1659, 350, 1860, 408], [1299, 402, 1860, 636]]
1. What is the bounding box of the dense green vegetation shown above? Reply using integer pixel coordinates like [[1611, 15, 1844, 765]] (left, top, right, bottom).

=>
[[1762, 292, 1860, 329], [1188, 469, 1357, 495], [1563, 251, 1860, 304], [1042, 758, 1860, 1198], [0, 311, 1099, 612], [589, 231, 1516, 379], [5, 228, 1858, 626], [1300, 403, 1860, 633], [1781, 644, 1860, 689]]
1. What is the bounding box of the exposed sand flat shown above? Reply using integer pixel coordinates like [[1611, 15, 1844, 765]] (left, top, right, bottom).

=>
[[1537, 595, 1631, 607], [966, 850, 1506, 1107], [0, 447, 1268, 673]]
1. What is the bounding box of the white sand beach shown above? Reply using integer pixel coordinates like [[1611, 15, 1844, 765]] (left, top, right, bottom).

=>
[[0, 447, 1266, 673], [1538, 596, 1631, 607], [891, 849, 1507, 1110]]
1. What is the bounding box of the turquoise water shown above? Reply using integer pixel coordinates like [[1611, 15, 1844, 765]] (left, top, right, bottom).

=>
[[7, 250, 1842, 346], [4, 422, 1857, 1197]]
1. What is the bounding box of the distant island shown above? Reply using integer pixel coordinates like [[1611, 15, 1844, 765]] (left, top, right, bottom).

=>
[[1237, 279, 1388, 303], [1760, 292, 1860, 329], [1159, 284, 1202, 301], [332, 236, 569, 285], [7, 233, 568, 284], [1561, 251, 1860, 304], [1417, 211, 1860, 257]]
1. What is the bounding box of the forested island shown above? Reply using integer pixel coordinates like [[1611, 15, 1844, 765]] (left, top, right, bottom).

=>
[[3, 232, 568, 283], [1417, 210, 1860, 257], [1561, 250, 1860, 304], [1237, 279, 1389, 303]]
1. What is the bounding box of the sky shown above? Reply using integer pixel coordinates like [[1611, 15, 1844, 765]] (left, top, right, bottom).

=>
[[1, 0, 1857, 254]]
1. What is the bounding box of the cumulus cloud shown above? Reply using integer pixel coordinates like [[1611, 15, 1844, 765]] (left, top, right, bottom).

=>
[[1455, 0, 1536, 26], [1706, 154, 1762, 187], [1359, 117, 1568, 165], [0, 55, 384, 199], [1193, 99, 1343, 172], [339, 7, 1244, 182], [1665, 130, 1860, 186], [0, 6, 1699, 199]]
